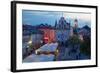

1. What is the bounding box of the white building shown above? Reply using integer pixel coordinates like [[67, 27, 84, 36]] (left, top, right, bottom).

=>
[[55, 17, 70, 44]]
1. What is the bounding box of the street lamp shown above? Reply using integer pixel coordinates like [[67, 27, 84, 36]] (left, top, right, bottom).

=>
[[28, 40, 32, 45]]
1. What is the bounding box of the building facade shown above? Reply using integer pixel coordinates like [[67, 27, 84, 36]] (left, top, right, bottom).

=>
[[39, 27, 55, 44], [55, 17, 71, 44]]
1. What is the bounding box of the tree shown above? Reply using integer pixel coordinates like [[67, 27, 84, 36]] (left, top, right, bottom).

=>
[[63, 35, 81, 60], [80, 36, 91, 56], [68, 35, 80, 46]]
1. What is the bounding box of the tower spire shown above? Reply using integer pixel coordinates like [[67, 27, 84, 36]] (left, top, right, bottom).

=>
[[62, 12, 63, 17]]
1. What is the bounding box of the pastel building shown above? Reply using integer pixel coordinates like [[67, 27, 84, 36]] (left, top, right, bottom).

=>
[[39, 27, 56, 44]]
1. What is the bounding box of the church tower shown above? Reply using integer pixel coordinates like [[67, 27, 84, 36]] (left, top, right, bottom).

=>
[[55, 20, 57, 28], [55, 12, 71, 43], [73, 19, 78, 35], [74, 19, 78, 28]]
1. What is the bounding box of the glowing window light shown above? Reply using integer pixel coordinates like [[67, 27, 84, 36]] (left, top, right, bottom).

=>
[[28, 40, 32, 44]]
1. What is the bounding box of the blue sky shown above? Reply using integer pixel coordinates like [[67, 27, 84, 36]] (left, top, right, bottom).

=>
[[22, 10, 91, 28]]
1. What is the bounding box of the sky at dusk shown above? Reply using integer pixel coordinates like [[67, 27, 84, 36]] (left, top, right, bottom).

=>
[[22, 10, 91, 28]]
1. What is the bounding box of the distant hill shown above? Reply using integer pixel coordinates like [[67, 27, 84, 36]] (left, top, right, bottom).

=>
[[82, 25, 91, 31], [23, 24, 36, 30], [78, 25, 91, 37], [23, 24, 43, 36], [23, 24, 54, 30]]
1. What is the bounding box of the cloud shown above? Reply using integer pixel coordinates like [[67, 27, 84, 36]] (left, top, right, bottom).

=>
[[22, 10, 62, 18], [23, 10, 91, 22], [22, 10, 91, 27], [63, 12, 91, 22]]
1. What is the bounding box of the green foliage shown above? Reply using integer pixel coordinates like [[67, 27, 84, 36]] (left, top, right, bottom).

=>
[[68, 35, 80, 45], [68, 35, 91, 56], [80, 36, 91, 56], [28, 44, 34, 49]]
